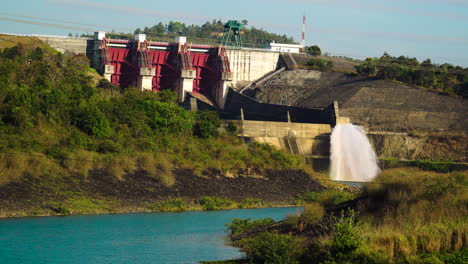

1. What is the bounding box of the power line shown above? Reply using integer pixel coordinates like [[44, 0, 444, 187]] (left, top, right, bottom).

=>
[[0, 12, 132, 32], [0, 17, 94, 32]]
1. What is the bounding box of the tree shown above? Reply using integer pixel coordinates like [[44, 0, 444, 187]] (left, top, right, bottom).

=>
[[305, 45, 321, 56], [241, 19, 248, 26]]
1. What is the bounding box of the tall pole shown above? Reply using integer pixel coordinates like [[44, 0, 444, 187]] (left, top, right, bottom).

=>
[[302, 15, 306, 48]]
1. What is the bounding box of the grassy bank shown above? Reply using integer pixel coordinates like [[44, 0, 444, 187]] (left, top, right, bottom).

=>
[[224, 168, 467, 264]]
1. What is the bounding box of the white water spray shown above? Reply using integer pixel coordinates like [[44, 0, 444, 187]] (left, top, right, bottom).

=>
[[330, 124, 380, 182]]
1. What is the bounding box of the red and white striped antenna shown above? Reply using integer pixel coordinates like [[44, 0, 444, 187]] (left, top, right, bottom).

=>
[[302, 15, 306, 48]]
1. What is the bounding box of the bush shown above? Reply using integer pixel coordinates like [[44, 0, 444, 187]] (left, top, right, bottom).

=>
[[194, 111, 220, 138], [226, 217, 275, 235], [242, 232, 303, 264], [197, 196, 234, 210], [73, 103, 112, 137], [138, 100, 194, 135], [305, 45, 321, 56], [239, 198, 264, 209], [301, 202, 325, 226], [329, 210, 362, 260], [66, 130, 94, 150], [306, 58, 333, 71], [148, 198, 186, 212], [225, 121, 238, 135], [97, 139, 122, 153], [296, 190, 357, 207]]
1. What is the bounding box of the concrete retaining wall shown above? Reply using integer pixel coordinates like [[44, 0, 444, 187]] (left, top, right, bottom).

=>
[[226, 48, 280, 87], [226, 120, 332, 156], [36, 36, 89, 55]]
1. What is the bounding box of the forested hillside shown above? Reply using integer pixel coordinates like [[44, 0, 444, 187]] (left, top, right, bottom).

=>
[[355, 53, 468, 98]]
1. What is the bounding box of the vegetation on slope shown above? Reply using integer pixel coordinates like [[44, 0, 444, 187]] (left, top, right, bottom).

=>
[[355, 53, 468, 98], [225, 168, 467, 264], [81, 20, 295, 47], [0, 43, 304, 190]]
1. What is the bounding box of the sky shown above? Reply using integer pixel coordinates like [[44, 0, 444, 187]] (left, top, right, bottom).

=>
[[1, 0, 468, 66]]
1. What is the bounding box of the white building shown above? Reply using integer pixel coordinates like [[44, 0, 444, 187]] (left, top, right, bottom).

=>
[[266, 41, 303, 53]]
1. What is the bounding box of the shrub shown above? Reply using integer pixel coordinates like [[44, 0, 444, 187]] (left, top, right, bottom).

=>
[[72, 103, 112, 137], [138, 100, 194, 134], [225, 121, 238, 135], [194, 111, 220, 138], [226, 217, 275, 235], [305, 45, 321, 56], [148, 198, 187, 212], [197, 196, 234, 210], [239, 198, 264, 209], [97, 139, 122, 153], [301, 202, 325, 226], [329, 210, 362, 260], [66, 130, 94, 150], [306, 58, 333, 71], [158, 89, 178, 104], [242, 232, 303, 264], [296, 190, 357, 207]]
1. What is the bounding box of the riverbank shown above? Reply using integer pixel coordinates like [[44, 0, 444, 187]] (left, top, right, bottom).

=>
[[0, 169, 326, 218]]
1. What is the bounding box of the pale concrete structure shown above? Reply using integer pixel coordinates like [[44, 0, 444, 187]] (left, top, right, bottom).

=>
[[267, 42, 302, 53], [227, 120, 332, 156], [36, 36, 88, 54], [226, 48, 280, 88], [134, 34, 146, 42], [103, 65, 114, 81], [137, 67, 155, 91], [178, 69, 196, 102], [215, 72, 233, 109]]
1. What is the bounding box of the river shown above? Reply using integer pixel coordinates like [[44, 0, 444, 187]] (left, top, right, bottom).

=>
[[0, 207, 301, 264]]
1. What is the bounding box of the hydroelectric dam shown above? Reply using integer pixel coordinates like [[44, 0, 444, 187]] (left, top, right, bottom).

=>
[[28, 32, 466, 166], [32, 32, 342, 162]]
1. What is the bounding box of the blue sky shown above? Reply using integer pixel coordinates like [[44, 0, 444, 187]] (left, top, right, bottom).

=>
[[1, 0, 468, 66]]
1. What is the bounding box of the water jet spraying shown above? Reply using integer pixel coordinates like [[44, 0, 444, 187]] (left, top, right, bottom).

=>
[[330, 123, 380, 182]]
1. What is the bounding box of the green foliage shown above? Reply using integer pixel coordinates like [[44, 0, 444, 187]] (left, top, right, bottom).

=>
[[248, 142, 302, 169], [295, 190, 357, 207], [355, 58, 377, 76], [147, 198, 187, 212], [225, 121, 238, 135], [138, 100, 194, 134], [158, 89, 178, 104], [305, 45, 321, 56], [226, 217, 275, 235], [239, 198, 264, 209], [329, 210, 362, 260], [435, 249, 468, 264], [242, 232, 303, 264], [66, 130, 94, 150], [194, 111, 220, 138], [73, 103, 112, 137], [306, 58, 334, 71], [197, 196, 234, 210], [355, 53, 468, 97], [97, 139, 122, 153]]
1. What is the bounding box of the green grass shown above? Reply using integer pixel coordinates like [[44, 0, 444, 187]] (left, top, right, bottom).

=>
[[225, 168, 468, 263], [293, 189, 358, 207], [49, 195, 116, 215], [147, 198, 187, 212]]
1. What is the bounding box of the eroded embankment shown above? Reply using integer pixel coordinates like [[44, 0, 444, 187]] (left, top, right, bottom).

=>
[[0, 169, 322, 218]]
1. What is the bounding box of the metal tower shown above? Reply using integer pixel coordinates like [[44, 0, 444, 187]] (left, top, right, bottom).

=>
[[220, 20, 243, 47]]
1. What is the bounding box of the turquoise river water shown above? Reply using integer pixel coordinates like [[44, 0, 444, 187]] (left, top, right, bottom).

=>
[[0, 207, 300, 264]]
